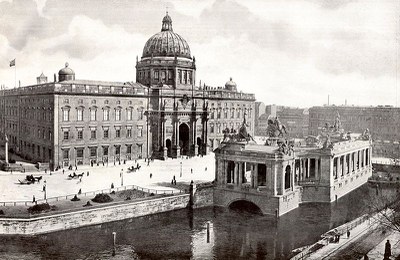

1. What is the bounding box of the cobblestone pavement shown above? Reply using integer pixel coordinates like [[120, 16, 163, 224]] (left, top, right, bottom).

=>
[[0, 154, 215, 202]]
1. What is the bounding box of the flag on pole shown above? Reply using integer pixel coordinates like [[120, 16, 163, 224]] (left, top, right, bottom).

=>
[[9, 59, 15, 67]]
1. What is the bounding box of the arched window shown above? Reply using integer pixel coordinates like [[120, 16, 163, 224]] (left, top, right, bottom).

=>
[[285, 165, 291, 190]]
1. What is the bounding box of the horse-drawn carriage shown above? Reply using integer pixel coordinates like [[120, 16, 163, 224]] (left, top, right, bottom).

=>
[[18, 175, 42, 185], [128, 164, 141, 173]]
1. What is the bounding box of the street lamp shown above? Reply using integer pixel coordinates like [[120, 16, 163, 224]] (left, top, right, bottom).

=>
[[120, 169, 124, 186], [43, 180, 47, 200], [180, 161, 182, 177]]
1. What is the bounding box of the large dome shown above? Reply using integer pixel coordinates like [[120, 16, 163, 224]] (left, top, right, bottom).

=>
[[142, 13, 191, 59]]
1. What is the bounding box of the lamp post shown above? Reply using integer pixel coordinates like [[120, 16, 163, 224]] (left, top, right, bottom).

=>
[[180, 161, 182, 177], [44, 180, 47, 200], [120, 169, 124, 186]]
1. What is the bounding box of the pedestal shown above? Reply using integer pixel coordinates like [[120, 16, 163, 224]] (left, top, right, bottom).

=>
[[194, 145, 199, 156], [5, 141, 8, 165], [163, 147, 168, 160], [174, 146, 181, 158]]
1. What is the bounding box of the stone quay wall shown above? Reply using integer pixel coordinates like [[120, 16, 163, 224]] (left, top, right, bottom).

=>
[[0, 194, 190, 235], [192, 184, 214, 209]]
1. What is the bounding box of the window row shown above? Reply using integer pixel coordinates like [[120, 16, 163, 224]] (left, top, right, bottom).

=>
[[209, 108, 252, 119], [62, 108, 144, 122], [62, 144, 141, 159], [63, 126, 143, 140]]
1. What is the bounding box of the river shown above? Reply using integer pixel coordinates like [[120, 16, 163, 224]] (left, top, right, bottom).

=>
[[0, 184, 391, 260]]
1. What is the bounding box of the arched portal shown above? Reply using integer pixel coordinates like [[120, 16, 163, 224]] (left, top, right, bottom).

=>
[[229, 200, 263, 215], [166, 139, 172, 157], [285, 165, 291, 190], [179, 123, 190, 155]]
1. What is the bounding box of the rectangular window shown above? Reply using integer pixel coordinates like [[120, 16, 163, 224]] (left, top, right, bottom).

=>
[[63, 131, 69, 140], [63, 149, 69, 159], [116, 129, 121, 138], [210, 110, 214, 119], [137, 126, 143, 137], [103, 146, 108, 156], [127, 129, 132, 138], [90, 147, 97, 157], [103, 109, 109, 121], [77, 130, 83, 139], [91, 130, 96, 139], [154, 70, 159, 80], [127, 145, 132, 154], [138, 109, 144, 120], [127, 109, 132, 121], [77, 109, 83, 121], [63, 110, 69, 122], [90, 109, 96, 121], [210, 124, 214, 133], [115, 146, 120, 155], [217, 110, 221, 119], [76, 148, 83, 158], [104, 129, 109, 138], [115, 109, 121, 121]]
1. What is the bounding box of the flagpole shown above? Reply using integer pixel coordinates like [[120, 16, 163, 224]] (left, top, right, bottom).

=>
[[14, 60, 16, 88]]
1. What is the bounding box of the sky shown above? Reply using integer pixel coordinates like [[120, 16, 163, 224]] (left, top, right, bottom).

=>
[[0, 0, 398, 107]]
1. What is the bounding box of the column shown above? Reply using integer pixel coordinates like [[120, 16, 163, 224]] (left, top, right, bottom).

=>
[[307, 158, 311, 178], [238, 162, 243, 186], [273, 169, 277, 196], [291, 163, 295, 190], [254, 164, 258, 188], [234, 162, 238, 185], [250, 164, 255, 188]]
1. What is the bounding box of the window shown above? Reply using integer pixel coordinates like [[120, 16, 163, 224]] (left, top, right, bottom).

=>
[[104, 129, 109, 138], [63, 149, 69, 159], [138, 109, 144, 120], [103, 109, 109, 121], [224, 110, 228, 118], [91, 130, 96, 139], [127, 129, 132, 138], [168, 70, 173, 80], [115, 146, 120, 155], [161, 71, 166, 81], [115, 109, 121, 121], [116, 129, 121, 138], [231, 109, 235, 118], [178, 70, 182, 84], [137, 126, 143, 137], [90, 147, 97, 157], [210, 109, 214, 119], [103, 146, 108, 156], [63, 109, 69, 122], [77, 109, 83, 121], [217, 110, 221, 119], [90, 109, 96, 121], [127, 109, 132, 121], [154, 70, 159, 80], [77, 130, 83, 139], [237, 109, 240, 118], [210, 124, 214, 133], [76, 148, 83, 158], [217, 124, 221, 134], [63, 131, 69, 140], [127, 145, 132, 154]]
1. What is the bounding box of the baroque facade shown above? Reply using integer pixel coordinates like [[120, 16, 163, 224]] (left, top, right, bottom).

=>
[[0, 13, 255, 169]]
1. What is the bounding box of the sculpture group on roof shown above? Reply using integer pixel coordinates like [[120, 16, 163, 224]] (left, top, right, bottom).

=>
[[266, 116, 287, 138], [222, 112, 255, 143]]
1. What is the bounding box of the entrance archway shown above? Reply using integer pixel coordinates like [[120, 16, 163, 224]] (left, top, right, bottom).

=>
[[197, 137, 202, 154], [179, 123, 190, 155], [166, 139, 172, 157]]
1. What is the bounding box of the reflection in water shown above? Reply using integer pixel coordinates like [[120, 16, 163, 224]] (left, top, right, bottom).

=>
[[0, 184, 387, 260]]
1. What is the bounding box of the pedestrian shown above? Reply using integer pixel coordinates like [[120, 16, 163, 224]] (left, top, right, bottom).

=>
[[87, 171, 89, 176], [23, 168, 25, 173], [43, 184, 46, 192], [45, 169, 47, 174], [347, 230, 350, 238], [384, 240, 391, 259], [191, 168, 193, 174], [111, 183, 114, 189], [62, 169, 65, 174], [50, 171, 52, 175], [78, 188, 82, 195], [173, 175, 176, 180], [174, 179, 177, 185], [150, 173, 152, 179], [171, 179, 174, 185], [205, 167, 207, 171]]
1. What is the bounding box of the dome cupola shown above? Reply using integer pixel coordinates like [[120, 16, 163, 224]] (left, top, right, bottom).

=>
[[58, 62, 75, 82], [225, 77, 237, 91], [142, 13, 191, 59]]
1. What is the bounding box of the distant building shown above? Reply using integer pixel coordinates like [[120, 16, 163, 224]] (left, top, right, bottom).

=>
[[309, 105, 400, 158]]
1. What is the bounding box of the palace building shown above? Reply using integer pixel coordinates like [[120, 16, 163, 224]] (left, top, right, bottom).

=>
[[0, 13, 255, 169]]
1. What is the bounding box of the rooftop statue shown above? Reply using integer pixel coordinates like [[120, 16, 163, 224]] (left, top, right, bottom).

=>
[[267, 116, 287, 138], [222, 112, 255, 143], [359, 128, 371, 141]]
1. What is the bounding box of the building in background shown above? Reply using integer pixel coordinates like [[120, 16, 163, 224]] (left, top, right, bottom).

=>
[[0, 13, 255, 169], [309, 105, 400, 158]]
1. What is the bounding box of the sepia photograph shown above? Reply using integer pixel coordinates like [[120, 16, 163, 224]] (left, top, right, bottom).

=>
[[0, 0, 399, 259]]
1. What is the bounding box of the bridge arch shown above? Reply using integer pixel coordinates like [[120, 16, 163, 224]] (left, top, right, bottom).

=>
[[228, 199, 263, 214]]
